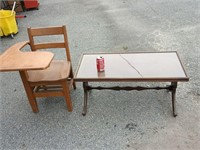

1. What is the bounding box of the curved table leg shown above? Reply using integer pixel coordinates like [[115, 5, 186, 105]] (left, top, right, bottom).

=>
[[82, 82, 88, 116], [171, 82, 178, 117]]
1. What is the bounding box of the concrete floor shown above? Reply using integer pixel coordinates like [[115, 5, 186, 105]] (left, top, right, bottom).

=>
[[0, 0, 200, 149]]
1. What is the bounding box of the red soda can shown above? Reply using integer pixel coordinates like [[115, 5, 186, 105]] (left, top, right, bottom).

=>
[[96, 56, 105, 72]]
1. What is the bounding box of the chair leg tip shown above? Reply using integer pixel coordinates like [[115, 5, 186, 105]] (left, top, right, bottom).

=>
[[33, 110, 39, 113], [68, 107, 73, 112]]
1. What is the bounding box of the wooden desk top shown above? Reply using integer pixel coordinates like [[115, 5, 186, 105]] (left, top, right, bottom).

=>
[[0, 41, 54, 72], [75, 52, 189, 82]]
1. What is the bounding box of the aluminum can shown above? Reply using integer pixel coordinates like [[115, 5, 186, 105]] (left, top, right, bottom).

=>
[[96, 56, 105, 72]]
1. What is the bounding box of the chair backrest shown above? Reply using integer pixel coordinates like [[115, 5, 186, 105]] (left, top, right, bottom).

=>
[[27, 25, 71, 61]]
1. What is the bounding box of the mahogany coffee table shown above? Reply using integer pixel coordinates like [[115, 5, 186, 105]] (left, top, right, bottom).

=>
[[75, 52, 189, 116]]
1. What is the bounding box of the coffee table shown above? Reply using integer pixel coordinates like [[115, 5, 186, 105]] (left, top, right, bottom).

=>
[[75, 52, 189, 117]]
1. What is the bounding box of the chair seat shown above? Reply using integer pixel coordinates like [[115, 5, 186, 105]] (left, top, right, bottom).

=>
[[27, 60, 71, 82]]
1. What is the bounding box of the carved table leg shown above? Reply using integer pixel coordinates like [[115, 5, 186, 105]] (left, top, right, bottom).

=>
[[82, 82, 88, 116], [171, 82, 178, 117]]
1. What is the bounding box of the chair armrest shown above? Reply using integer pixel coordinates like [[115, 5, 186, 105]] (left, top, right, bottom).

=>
[[13, 41, 30, 52], [0, 41, 54, 72], [0, 41, 30, 57]]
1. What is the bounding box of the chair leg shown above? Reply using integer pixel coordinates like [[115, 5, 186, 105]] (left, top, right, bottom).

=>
[[26, 91, 38, 113], [19, 71, 39, 113], [62, 81, 73, 112]]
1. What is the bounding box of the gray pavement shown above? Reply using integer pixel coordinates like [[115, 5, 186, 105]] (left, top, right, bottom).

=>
[[0, 0, 200, 149]]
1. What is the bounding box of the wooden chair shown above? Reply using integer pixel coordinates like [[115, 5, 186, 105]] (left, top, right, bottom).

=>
[[19, 25, 76, 113]]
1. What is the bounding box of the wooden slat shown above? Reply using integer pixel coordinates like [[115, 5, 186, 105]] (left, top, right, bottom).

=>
[[29, 26, 64, 36], [35, 85, 62, 91], [34, 91, 64, 97], [34, 42, 65, 49]]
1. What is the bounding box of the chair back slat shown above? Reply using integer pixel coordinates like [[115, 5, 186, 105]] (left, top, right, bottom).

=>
[[29, 27, 64, 36], [34, 43, 65, 49]]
